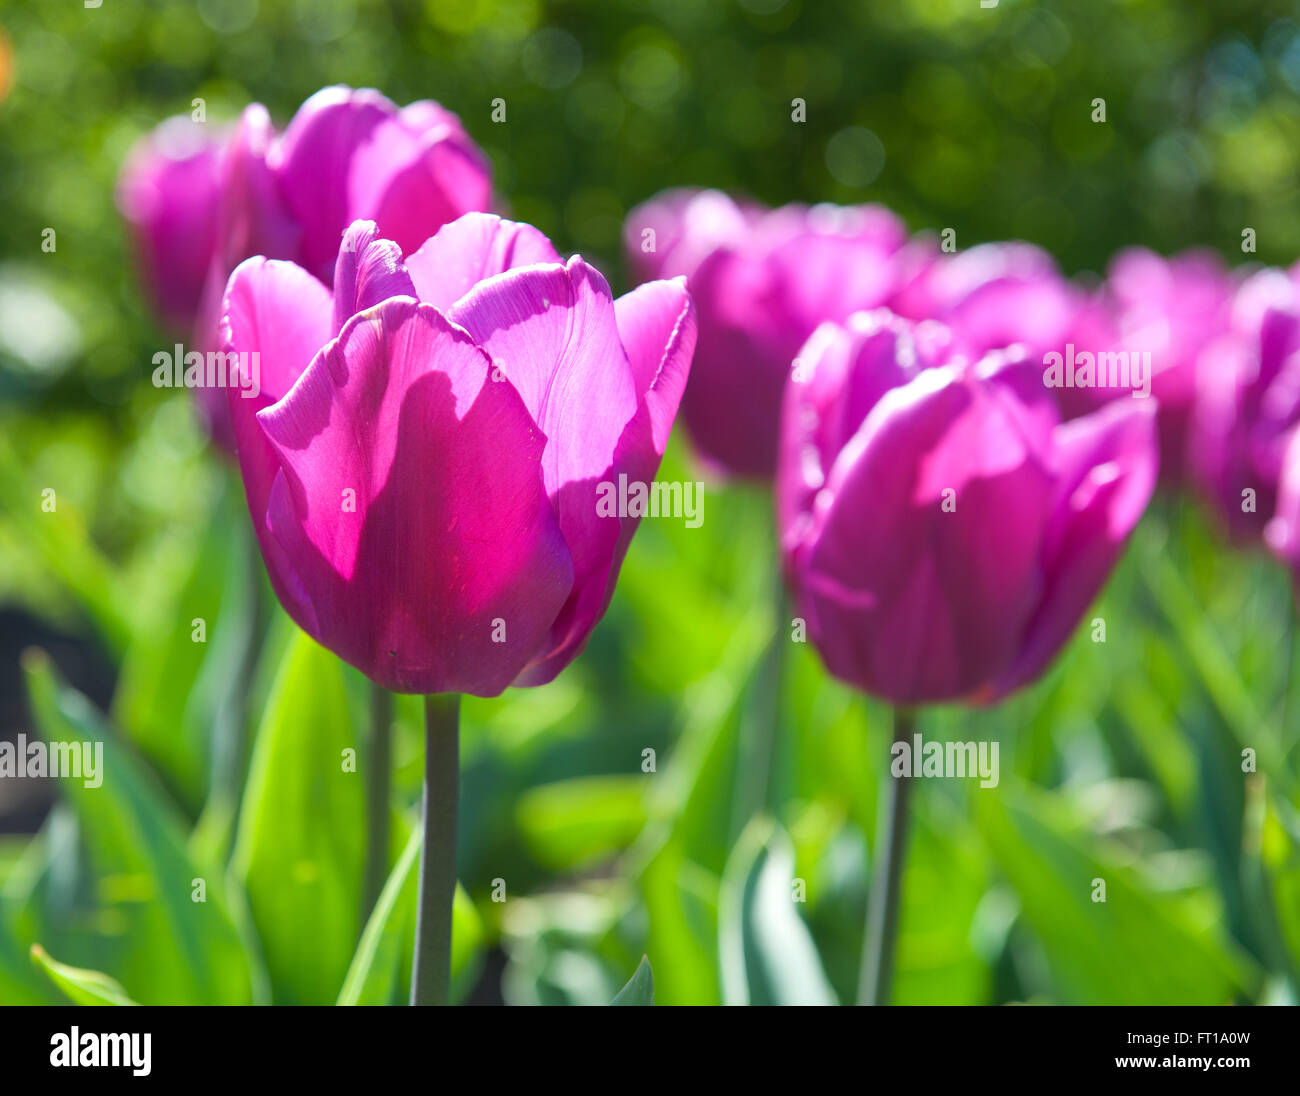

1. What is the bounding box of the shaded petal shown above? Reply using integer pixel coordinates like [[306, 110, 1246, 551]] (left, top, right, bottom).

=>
[[257, 298, 574, 695], [272, 87, 402, 279], [676, 245, 797, 477], [406, 213, 560, 313], [220, 257, 334, 628], [515, 276, 698, 685], [354, 122, 493, 260], [218, 103, 300, 270], [448, 259, 638, 680], [993, 398, 1157, 697], [797, 368, 1055, 703]]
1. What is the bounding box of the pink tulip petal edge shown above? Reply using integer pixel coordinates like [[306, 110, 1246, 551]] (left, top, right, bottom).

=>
[[221, 214, 696, 696]]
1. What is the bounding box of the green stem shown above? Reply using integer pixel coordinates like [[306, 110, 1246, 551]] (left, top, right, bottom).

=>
[[410, 693, 460, 1006], [1281, 599, 1297, 758], [362, 682, 393, 923], [858, 707, 916, 1006]]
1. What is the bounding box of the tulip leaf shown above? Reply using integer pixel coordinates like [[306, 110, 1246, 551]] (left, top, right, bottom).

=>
[[232, 630, 365, 1004], [22, 652, 256, 1004], [31, 944, 138, 1005], [111, 482, 255, 812], [516, 775, 647, 871], [609, 955, 654, 1005], [976, 782, 1256, 1004], [719, 817, 837, 1006]]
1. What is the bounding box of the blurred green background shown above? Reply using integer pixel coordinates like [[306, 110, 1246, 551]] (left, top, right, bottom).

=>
[[1, 0, 1299, 1006]]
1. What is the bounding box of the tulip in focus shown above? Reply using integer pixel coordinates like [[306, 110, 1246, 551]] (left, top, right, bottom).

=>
[[625, 188, 908, 479], [777, 309, 1158, 706], [221, 214, 696, 696]]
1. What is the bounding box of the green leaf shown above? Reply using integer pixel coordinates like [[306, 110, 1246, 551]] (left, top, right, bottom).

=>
[[610, 955, 653, 1005], [338, 827, 419, 1006], [516, 776, 647, 871], [231, 630, 365, 1005], [31, 944, 138, 1005], [976, 782, 1256, 1004], [22, 652, 255, 1004], [111, 483, 254, 811], [719, 818, 836, 1006], [339, 824, 483, 1005]]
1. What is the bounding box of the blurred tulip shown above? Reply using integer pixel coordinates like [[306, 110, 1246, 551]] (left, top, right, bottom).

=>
[[221, 215, 695, 695], [1192, 264, 1300, 541], [625, 188, 908, 479], [119, 86, 493, 449], [1086, 248, 1238, 483], [116, 116, 225, 332], [890, 239, 1082, 362], [777, 310, 1158, 706]]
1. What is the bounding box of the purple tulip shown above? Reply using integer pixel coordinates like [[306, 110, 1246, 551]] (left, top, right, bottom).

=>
[[625, 188, 908, 479], [119, 87, 493, 449], [890, 240, 1082, 362], [1192, 263, 1300, 540], [777, 310, 1157, 705], [116, 116, 226, 331], [1097, 248, 1238, 483], [221, 215, 696, 695]]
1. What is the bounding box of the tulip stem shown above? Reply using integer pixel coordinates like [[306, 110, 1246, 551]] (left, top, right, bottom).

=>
[[411, 693, 460, 1006], [859, 707, 915, 1006], [362, 682, 393, 924]]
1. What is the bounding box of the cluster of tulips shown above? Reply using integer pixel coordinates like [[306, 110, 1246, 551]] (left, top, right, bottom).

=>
[[116, 85, 1300, 1004]]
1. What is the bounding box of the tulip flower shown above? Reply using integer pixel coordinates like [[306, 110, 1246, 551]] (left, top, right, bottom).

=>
[[889, 240, 1081, 363], [779, 309, 1157, 704], [1072, 249, 1239, 483], [1192, 264, 1300, 540], [119, 86, 493, 449], [776, 309, 1157, 1003], [116, 116, 225, 332], [223, 213, 695, 697], [625, 188, 908, 478], [221, 214, 695, 1003]]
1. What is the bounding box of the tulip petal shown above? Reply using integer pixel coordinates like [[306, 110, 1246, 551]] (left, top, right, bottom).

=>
[[994, 398, 1157, 697], [406, 213, 560, 313], [272, 87, 402, 279], [332, 221, 416, 333], [256, 297, 574, 695], [221, 257, 334, 627], [515, 276, 698, 685], [355, 125, 493, 261], [116, 116, 224, 331], [798, 368, 1055, 703], [448, 255, 639, 501]]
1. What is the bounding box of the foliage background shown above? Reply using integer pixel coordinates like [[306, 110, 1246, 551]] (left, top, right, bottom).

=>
[[0, 0, 1299, 1005]]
